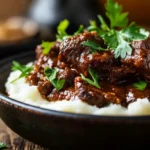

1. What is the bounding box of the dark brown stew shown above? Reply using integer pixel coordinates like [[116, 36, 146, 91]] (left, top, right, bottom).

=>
[[27, 32, 150, 108]]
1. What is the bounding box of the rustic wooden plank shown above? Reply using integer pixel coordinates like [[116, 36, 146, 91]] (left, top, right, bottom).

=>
[[21, 140, 49, 150], [0, 119, 48, 150]]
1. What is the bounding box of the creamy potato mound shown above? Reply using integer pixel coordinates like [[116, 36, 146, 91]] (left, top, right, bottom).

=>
[[5, 70, 150, 116]]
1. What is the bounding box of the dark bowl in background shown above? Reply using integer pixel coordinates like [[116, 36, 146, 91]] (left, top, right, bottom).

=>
[[0, 17, 42, 58], [0, 36, 40, 58], [0, 51, 150, 149]]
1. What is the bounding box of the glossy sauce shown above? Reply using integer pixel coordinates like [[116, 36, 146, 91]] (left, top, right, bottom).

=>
[[27, 32, 150, 108]]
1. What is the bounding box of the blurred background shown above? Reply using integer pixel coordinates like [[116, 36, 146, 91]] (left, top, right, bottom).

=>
[[0, 0, 150, 57]]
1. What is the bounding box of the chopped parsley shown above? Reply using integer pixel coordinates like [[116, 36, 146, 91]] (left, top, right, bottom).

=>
[[42, 41, 55, 55], [98, 15, 109, 31], [86, 0, 149, 58], [82, 40, 106, 53], [56, 19, 84, 41], [56, 19, 70, 41], [74, 25, 84, 36], [11, 61, 33, 83], [44, 67, 65, 90], [0, 143, 7, 149], [44, 0, 149, 58], [105, 0, 128, 28], [133, 81, 147, 91], [88, 20, 98, 32], [81, 68, 100, 88]]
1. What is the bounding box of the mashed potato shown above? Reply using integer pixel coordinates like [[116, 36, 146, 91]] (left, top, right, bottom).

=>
[[5, 70, 150, 116]]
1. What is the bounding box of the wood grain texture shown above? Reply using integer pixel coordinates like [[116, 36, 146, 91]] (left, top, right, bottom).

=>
[[0, 119, 48, 150]]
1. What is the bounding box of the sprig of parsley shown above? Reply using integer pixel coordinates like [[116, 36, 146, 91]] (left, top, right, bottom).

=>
[[133, 81, 147, 91], [56, 19, 70, 40], [42, 41, 55, 55], [87, 0, 149, 58], [42, 22, 84, 55], [44, 67, 65, 90], [0, 143, 7, 149], [11, 61, 33, 83], [121, 22, 149, 41], [105, 0, 128, 28], [87, 20, 98, 32], [81, 68, 100, 88], [82, 40, 106, 53], [56, 19, 84, 41], [74, 25, 84, 35]]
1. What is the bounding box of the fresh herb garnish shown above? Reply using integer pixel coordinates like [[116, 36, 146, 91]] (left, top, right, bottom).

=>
[[74, 25, 84, 35], [82, 40, 106, 53], [56, 19, 70, 41], [81, 68, 100, 88], [42, 41, 55, 55], [133, 81, 147, 91], [87, 20, 98, 32], [44, 67, 65, 90], [121, 22, 149, 41], [98, 15, 109, 31], [56, 19, 85, 41], [11, 61, 33, 83], [105, 0, 128, 28], [87, 0, 149, 58], [0, 143, 7, 149]]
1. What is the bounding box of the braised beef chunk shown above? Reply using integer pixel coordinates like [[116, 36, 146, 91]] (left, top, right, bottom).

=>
[[58, 32, 105, 76], [38, 81, 53, 99], [36, 42, 60, 59], [74, 77, 107, 107], [28, 42, 61, 84], [131, 37, 150, 50], [122, 47, 150, 81], [57, 68, 78, 88], [27, 31, 150, 108], [122, 38, 150, 81], [58, 32, 135, 83], [47, 88, 76, 101]]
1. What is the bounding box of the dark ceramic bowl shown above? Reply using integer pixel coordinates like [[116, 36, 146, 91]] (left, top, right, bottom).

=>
[[0, 52, 150, 150], [0, 17, 40, 58], [0, 38, 40, 58]]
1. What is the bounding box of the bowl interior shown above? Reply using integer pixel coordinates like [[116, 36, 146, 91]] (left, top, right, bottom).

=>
[[1, 51, 150, 150], [1, 51, 150, 119]]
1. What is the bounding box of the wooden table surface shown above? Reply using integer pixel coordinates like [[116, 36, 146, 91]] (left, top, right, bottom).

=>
[[0, 119, 48, 150]]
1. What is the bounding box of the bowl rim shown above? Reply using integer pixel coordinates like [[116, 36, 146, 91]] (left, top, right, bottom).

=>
[[1, 93, 150, 121], [1, 51, 150, 121]]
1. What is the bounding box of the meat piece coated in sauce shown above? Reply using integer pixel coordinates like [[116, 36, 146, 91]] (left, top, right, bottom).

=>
[[122, 38, 150, 81], [59, 32, 136, 83], [28, 32, 150, 108]]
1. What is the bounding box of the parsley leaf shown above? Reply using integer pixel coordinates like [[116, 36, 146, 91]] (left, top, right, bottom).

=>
[[133, 81, 147, 91], [74, 25, 84, 35], [98, 15, 109, 31], [97, 0, 149, 59], [0, 143, 6, 149], [56, 20, 84, 40], [105, 0, 128, 28], [121, 22, 149, 41], [56, 19, 70, 40], [81, 68, 100, 88], [82, 40, 106, 53], [44, 67, 65, 90], [42, 41, 55, 55], [114, 38, 132, 58], [102, 30, 119, 49], [11, 61, 33, 83], [88, 20, 98, 32]]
